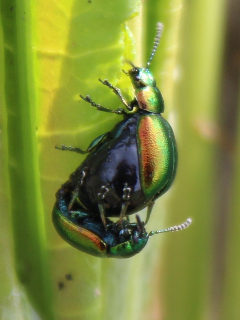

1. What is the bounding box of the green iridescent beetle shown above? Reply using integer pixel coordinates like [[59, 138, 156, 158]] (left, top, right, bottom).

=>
[[53, 23, 191, 258], [53, 196, 191, 258]]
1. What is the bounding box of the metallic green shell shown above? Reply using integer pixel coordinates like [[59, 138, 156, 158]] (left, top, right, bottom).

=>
[[109, 237, 148, 258], [52, 205, 107, 258], [52, 205, 149, 258], [137, 114, 177, 200], [136, 86, 164, 113]]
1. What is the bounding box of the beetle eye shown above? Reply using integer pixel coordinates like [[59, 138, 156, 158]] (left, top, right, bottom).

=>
[[131, 68, 139, 76]]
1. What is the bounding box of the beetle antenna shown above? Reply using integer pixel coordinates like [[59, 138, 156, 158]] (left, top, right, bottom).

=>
[[125, 60, 137, 69], [122, 69, 129, 76], [148, 218, 192, 237], [146, 22, 164, 68]]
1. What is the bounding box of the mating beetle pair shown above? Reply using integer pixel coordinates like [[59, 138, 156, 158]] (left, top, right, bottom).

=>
[[52, 23, 192, 258]]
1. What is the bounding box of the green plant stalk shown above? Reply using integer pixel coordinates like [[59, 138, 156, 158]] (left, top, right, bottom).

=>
[[159, 0, 227, 319], [1, 1, 53, 319], [222, 86, 240, 320]]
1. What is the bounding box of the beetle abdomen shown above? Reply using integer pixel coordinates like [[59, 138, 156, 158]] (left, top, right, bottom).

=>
[[75, 115, 145, 217]]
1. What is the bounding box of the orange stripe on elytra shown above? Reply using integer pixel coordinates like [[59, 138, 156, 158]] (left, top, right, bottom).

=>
[[138, 116, 161, 188]]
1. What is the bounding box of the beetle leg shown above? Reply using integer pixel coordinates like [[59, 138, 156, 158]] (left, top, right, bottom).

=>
[[118, 202, 129, 225], [55, 144, 87, 154], [144, 201, 155, 225], [99, 79, 139, 114], [135, 215, 145, 235], [68, 170, 87, 216], [118, 183, 131, 224], [98, 203, 107, 229], [97, 186, 109, 229], [80, 94, 127, 115], [55, 132, 110, 154], [99, 79, 130, 109]]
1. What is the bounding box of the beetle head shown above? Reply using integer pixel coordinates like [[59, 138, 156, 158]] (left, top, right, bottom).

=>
[[128, 67, 156, 89]]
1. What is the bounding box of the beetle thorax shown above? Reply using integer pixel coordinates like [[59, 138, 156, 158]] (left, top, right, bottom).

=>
[[136, 86, 164, 113]]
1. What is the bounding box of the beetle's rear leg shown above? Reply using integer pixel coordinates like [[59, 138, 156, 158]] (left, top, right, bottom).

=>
[[55, 132, 111, 154], [80, 94, 126, 115]]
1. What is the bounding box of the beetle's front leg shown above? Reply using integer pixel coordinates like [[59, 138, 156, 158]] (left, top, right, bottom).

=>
[[98, 79, 138, 114], [99, 79, 130, 109]]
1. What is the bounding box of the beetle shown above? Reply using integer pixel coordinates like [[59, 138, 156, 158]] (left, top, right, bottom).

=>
[[53, 191, 192, 258], [53, 23, 191, 258], [54, 23, 176, 225]]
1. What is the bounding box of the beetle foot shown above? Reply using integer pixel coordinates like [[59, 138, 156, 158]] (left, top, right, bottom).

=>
[[117, 183, 132, 224], [122, 183, 131, 201], [97, 186, 109, 200]]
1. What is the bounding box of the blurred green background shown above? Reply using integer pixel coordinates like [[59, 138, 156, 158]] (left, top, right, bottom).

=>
[[1, 0, 240, 319]]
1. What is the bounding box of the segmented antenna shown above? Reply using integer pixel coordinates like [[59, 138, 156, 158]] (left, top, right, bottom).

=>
[[148, 218, 192, 236], [146, 22, 164, 68]]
